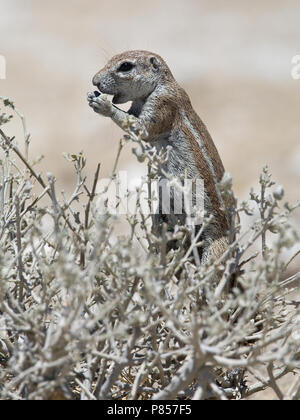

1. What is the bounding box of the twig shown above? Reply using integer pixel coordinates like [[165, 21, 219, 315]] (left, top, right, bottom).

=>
[[15, 196, 25, 302], [80, 163, 100, 268], [266, 362, 284, 400], [284, 249, 300, 271]]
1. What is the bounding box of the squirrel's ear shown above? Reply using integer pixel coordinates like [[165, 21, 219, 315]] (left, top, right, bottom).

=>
[[150, 56, 160, 72]]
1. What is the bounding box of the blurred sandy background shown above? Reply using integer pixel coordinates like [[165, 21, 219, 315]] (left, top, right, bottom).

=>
[[0, 0, 300, 398], [1, 0, 299, 233], [1, 0, 299, 191], [1, 0, 299, 192]]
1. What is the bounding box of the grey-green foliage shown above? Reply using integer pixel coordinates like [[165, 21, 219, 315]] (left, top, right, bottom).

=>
[[0, 97, 299, 400]]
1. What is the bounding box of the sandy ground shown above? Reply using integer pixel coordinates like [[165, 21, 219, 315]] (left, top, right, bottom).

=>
[[0, 1, 299, 398]]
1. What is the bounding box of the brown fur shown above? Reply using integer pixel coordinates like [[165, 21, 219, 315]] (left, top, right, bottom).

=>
[[89, 50, 230, 263]]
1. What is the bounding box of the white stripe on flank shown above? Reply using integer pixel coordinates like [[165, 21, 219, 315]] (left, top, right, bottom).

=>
[[180, 109, 224, 209]]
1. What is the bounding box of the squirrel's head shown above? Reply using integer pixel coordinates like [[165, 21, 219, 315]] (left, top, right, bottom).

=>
[[92, 50, 174, 104]]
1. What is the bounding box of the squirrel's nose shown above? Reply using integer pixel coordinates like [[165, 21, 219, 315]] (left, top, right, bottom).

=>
[[92, 73, 101, 87]]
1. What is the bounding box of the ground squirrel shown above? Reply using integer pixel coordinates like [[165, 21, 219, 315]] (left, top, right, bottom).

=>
[[88, 50, 230, 263]]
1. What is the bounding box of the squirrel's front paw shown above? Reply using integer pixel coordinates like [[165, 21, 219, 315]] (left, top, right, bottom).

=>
[[87, 91, 113, 117]]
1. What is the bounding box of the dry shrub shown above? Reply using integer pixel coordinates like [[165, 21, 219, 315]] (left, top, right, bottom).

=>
[[0, 97, 299, 400]]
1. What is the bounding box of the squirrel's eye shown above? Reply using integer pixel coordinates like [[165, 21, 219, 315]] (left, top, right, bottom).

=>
[[117, 62, 134, 72]]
